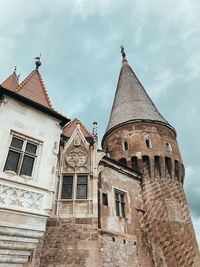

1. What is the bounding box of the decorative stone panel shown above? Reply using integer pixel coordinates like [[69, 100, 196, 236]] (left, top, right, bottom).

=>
[[0, 184, 44, 211]]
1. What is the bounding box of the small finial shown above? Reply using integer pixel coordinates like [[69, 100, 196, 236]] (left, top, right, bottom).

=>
[[92, 122, 98, 141], [34, 53, 42, 71], [14, 66, 17, 73], [120, 45, 126, 60]]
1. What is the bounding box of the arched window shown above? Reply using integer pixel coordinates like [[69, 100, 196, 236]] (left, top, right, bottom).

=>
[[131, 156, 138, 172], [145, 139, 151, 148], [166, 142, 172, 152]]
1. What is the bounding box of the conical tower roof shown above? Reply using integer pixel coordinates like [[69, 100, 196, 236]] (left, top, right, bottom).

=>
[[1, 68, 19, 91], [103, 49, 174, 142]]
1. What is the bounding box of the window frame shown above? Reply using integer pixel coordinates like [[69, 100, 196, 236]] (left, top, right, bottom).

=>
[[4, 132, 40, 178], [60, 173, 89, 200], [114, 189, 126, 218]]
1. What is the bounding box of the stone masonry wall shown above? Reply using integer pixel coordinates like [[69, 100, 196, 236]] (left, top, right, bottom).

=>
[[34, 217, 99, 267], [142, 178, 200, 267], [99, 232, 140, 267]]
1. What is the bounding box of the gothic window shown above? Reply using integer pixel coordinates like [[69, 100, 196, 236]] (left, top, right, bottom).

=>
[[77, 175, 88, 199], [4, 135, 38, 177], [115, 190, 126, 218], [119, 158, 127, 166], [123, 141, 129, 151], [61, 176, 73, 199], [102, 193, 108, 206]]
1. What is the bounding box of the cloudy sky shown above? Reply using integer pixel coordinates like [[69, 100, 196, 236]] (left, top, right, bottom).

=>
[[0, 0, 199, 246]]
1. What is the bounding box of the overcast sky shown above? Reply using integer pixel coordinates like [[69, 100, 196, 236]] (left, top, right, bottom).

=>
[[0, 0, 199, 246]]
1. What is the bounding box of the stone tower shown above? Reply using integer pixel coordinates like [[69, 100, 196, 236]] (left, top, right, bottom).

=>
[[102, 48, 200, 266]]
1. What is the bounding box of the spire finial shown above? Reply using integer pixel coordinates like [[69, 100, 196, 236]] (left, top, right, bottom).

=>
[[34, 53, 42, 71], [14, 66, 17, 73], [120, 45, 126, 60]]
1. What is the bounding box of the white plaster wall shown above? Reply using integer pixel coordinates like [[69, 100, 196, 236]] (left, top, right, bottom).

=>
[[0, 96, 62, 216]]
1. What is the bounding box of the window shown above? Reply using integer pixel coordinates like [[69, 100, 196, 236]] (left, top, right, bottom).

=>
[[123, 141, 128, 151], [166, 142, 172, 152], [4, 135, 38, 177], [77, 175, 88, 199], [102, 193, 108, 206], [145, 139, 151, 148], [115, 190, 126, 218], [61, 174, 88, 200], [61, 176, 73, 199]]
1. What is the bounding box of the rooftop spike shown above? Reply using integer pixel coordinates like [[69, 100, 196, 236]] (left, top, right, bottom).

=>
[[120, 45, 127, 61], [34, 53, 42, 71]]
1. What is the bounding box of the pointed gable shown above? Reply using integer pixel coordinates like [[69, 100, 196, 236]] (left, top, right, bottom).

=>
[[105, 58, 171, 135], [15, 70, 53, 109], [63, 118, 92, 138], [1, 72, 19, 91]]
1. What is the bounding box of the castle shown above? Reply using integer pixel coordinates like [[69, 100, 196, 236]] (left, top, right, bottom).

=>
[[0, 48, 199, 267]]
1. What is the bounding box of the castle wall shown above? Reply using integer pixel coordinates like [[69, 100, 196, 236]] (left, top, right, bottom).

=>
[[34, 217, 99, 267], [142, 178, 200, 267], [99, 232, 139, 267], [98, 160, 153, 267]]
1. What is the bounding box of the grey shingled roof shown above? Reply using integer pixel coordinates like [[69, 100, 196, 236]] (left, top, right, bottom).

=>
[[105, 59, 172, 135]]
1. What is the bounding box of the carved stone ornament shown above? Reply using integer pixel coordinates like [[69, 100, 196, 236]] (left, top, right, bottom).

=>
[[65, 146, 88, 167], [74, 134, 82, 146], [0, 184, 44, 210]]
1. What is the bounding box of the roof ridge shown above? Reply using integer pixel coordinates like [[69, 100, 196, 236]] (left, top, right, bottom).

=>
[[63, 118, 92, 137], [63, 118, 77, 134], [37, 72, 53, 109], [1, 73, 19, 91]]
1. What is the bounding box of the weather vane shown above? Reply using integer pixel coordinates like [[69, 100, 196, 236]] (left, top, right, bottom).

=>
[[34, 53, 42, 71], [120, 45, 126, 59]]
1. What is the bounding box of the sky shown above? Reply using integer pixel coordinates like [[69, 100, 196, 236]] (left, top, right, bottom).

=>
[[0, 0, 199, 246]]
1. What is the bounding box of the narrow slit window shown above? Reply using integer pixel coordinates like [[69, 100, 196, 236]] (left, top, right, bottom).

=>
[[123, 141, 129, 151], [102, 193, 108, 206], [145, 139, 150, 148]]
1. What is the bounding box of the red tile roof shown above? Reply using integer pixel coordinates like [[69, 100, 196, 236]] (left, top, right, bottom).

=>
[[1, 73, 19, 91], [15, 70, 53, 109], [62, 118, 92, 137], [1, 68, 70, 124]]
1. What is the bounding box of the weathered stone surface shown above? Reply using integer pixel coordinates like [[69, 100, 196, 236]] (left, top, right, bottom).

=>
[[34, 218, 99, 267]]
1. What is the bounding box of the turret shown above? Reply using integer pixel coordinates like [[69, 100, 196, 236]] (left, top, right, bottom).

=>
[[102, 47, 185, 183]]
